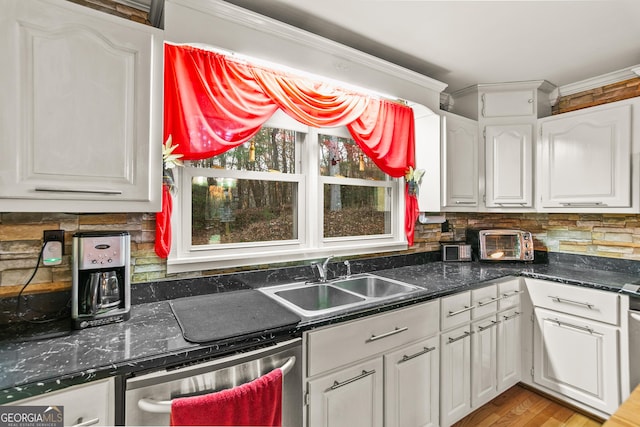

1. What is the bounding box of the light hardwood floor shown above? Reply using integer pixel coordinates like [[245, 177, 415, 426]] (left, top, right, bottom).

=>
[[452, 384, 604, 427]]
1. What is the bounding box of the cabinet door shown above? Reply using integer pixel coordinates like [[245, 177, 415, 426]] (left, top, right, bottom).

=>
[[533, 307, 620, 414], [440, 325, 472, 426], [471, 315, 499, 408], [0, 0, 162, 212], [307, 358, 383, 427], [497, 309, 522, 392], [442, 113, 479, 209], [384, 337, 439, 427], [481, 90, 535, 118], [11, 378, 114, 426], [485, 124, 533, 207], [539, 103, 631, 209]]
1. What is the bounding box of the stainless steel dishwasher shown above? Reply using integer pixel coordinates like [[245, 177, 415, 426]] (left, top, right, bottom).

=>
[[124, 338, 302, 426]]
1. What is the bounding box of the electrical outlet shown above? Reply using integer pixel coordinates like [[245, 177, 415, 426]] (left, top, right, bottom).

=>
[[44, 230, 64, 244], [43, 230, 64, 266]]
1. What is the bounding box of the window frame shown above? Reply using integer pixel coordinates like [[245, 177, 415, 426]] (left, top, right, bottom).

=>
[[167, 110, 407, 274]]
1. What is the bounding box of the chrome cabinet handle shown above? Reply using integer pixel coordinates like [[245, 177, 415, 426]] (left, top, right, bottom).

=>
[[501, 290, 522, 298], [447, 305, 475, 317], [559, 202, 606, 207], [35, 187, 123, 195], [503, 311, 521, 321], [72, 418, 100, 427], [366, 326, 408, 343], [477, 320, 500, 331], [455, 201, 477, 205], [548, 318, 594, 334], [477, 297, 498, 307], [399, 346, 436, 364], [328, 369, 376, 391], [447, 331, 472, 344], [495, 203, 527, 206], [549, 296, 594, 309]]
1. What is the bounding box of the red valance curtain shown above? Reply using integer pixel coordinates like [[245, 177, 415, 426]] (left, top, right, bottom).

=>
[[157, 43, 419, 258]]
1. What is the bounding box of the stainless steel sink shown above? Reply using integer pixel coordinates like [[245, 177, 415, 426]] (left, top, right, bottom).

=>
[[260, 274, 421, 320], [274, 284, 365, 311], [331, 275, 416, 297]]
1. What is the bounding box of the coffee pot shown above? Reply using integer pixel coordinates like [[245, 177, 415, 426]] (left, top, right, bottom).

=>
[[83, 271, 121, 315]]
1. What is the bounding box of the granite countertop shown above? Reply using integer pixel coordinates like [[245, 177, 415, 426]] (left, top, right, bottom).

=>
[[1, 259, 638, 404]]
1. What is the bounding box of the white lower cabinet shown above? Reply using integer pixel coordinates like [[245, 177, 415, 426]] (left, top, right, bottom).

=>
[[533, 307, 620, 414], [440, 325, 472, 426], [440, 280, 523, 427], [305, 301, 440, 427], [385, 336, 440, 427], [471, 315, 498, 408], [308, 358, 384, 427], [9, 378, 115, 426], [497, 308, 522, 392]]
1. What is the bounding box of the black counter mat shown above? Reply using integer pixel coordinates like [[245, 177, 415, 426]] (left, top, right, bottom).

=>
[[169, 290, 300, 343]]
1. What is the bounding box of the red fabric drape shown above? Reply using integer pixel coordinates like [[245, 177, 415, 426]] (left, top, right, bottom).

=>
[[158, 44, 419, 257]]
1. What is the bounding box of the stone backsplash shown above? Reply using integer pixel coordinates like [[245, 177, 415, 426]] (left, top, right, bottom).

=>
[[3, 211, 640, 296]]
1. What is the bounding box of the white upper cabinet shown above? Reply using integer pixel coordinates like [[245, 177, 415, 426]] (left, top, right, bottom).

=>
[[413, 103, 442, 212], [538, 102, 632, 210], [441, 113, 480, 210], [485, 124, 533, 208], [481, 89, 536, 118], [0, 0, 163, 212]]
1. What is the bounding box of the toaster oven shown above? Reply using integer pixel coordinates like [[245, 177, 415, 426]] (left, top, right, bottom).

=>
[[466, 229, 534, 262]]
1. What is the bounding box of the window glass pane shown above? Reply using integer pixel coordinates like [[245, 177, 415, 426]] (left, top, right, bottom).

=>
[[192, 177, 298, 245], [190, 127, 298, 173], [319, 134, 386, 180], [323, 184, 391, 237]]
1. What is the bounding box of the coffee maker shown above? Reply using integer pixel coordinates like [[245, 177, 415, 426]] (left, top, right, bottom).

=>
[[72, 231, 131, 329]]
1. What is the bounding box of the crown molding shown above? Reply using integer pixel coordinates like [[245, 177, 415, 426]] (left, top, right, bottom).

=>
[[557, 64, 640, 97], [168, 0, 448, 95]]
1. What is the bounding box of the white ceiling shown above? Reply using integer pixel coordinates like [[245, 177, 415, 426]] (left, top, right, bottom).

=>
[[222, 0, 640, 94]]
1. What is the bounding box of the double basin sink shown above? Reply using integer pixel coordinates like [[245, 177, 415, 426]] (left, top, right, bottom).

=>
[[260, 274, 421, 320]]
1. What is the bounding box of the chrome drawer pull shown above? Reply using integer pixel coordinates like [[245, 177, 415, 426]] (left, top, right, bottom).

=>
[[72, 418, 100, 427], [328, 369, 376, 391], [559, 202, 606, 207], [501, 290, 522, 298], [447, 331, 472, 344], [549, 296, 594, 309], [399, 346, 436, 364], [455, 201, 476, 205], [477, 320, 500, 331], [35, 186, 123, 195], [477, 297, 498, 307], [447, 305, 475, 317], [503, 312, 521, 321], [549, 318, 594, 334], [366, 326, 408, 343]]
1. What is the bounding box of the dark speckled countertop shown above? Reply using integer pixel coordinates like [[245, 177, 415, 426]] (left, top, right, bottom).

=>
[[1, 257, 639, 404]]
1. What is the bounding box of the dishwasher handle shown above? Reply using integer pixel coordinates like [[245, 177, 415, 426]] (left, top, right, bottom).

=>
[[137, 356, 296, 414]]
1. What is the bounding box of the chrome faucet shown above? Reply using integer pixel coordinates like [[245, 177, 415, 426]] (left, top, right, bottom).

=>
[[311, 255, 334, 283]]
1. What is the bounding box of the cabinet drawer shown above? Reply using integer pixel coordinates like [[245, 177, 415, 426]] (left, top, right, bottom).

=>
[[441, 291, 472, 330], [525, 278, 619, 325], [307, 301, 439, 377], [11, 378, 114, 426], [498, 279, 522, 310], [472, 285, 498, 319]]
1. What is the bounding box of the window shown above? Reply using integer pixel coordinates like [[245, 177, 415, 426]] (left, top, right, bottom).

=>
[[169, 110, 405, 273]]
